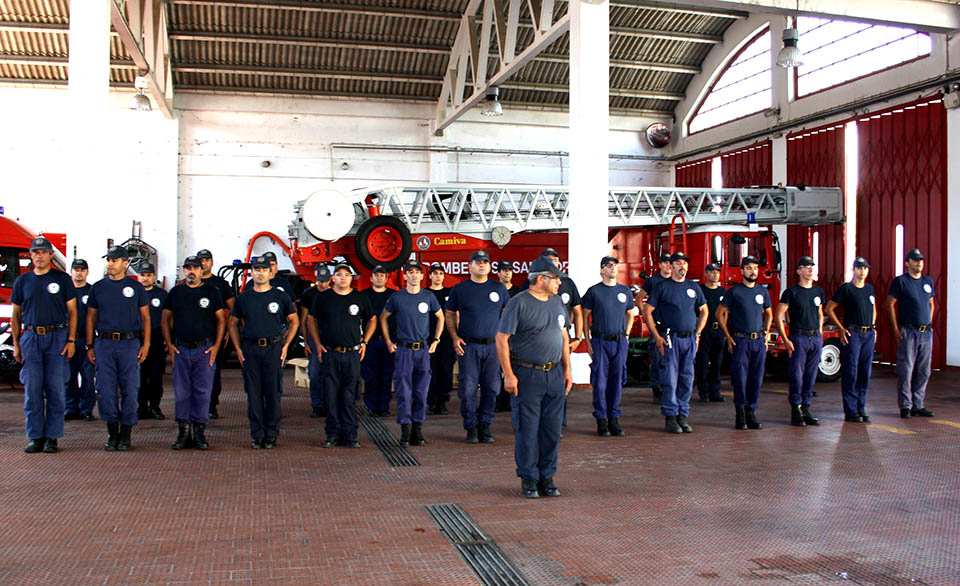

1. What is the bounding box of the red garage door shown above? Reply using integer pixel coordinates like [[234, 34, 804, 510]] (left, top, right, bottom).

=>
[[786, 124, 847, 290], [857, 98, 948, 368], [675, 157, 712, 187], [720, 141, 772, 188]]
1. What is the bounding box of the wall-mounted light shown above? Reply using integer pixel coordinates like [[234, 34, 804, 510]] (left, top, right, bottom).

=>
[[129, 75, 151, 111], [481, 87, 503, 117]]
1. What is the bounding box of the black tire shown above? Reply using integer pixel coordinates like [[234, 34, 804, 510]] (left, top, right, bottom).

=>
[[354, 216, 413, 272], [817, 338, 842, 382]]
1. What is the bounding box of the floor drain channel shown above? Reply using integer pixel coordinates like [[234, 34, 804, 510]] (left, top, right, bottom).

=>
[[425, 503, 532, 586], [357, 405, 420, 467]]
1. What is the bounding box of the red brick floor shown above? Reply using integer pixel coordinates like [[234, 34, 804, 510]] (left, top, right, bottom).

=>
[[1, 366, 958, 585]]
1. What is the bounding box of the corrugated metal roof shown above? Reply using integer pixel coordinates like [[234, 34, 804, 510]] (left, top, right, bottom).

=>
[[0, 0, 742, 114]]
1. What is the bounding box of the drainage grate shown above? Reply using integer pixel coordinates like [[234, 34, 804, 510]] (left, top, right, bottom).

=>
[[357, 405, 420, 467], [425, 503, 533, 586]]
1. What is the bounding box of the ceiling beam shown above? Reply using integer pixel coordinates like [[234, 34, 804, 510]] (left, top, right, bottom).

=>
[[689, 0, 960, 33], [166, 0, 463, 21], [607, 0, 748, 19], [0, 21, 118, 35], [110, 0, 175, 119], [537, 53, 700, 73], [168, 31, 453, 54], [0, 54, 137, 68], [609, 26, 721, 43]]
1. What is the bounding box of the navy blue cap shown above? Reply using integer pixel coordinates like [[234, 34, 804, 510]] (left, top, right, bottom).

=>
[[705, 263, 720, 272], [906, 248, 924, 261], [470, 250, 491, 262], [103, 246, 128, 260], [138, 261, 156, 273], [371, 264, 386, 274], [316, 265, 331, 281], [669, 252, 689, 263], [29, 237, 53, 252], [404, 260, 423, 272], [659, 254, 671, 263], [600, 256, 619, 267], [196, 249, 213, 260], [529, 256, 566, 278], [741, 255, 760, 268], [541, 248, 560, 258], [250, 256, 270, 269], [261, 251, 278, 262], [497, 260, 513, 271], [183, 256, 202, 268], [429, 262, 444, 273], [796, 256, 815, 268], [333, 263, 353, 274], [853, 257, 870, 268], [71, 258, 89, 270]]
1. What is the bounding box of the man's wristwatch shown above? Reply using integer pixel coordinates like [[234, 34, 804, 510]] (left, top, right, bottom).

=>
[[67, 338, 75, 343]]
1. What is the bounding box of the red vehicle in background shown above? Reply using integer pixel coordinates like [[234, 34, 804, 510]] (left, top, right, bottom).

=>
[[241, 183, 845, 381]]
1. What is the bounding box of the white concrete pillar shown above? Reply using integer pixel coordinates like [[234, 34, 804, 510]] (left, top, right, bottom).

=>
[[69, 0, 111, 110], [946, 106, 960, 366], [771, 135, 788, 297], [567, 0, 610, 292]]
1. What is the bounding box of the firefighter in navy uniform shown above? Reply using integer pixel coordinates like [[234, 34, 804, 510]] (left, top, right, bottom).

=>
[[361, 265, 396, 417], [445, 250, 509, 443], [774, 256, 824, 427], [64, 258, 95, 421], [497, 256, 573, 499], [427, 263, 454, 415], [826, 257, 876, 423], [695, 263, 726, 403], [716, 256, 772, 430], [494, 260, 519, 413], [642, 252, 707, 434], [138, 261, 168, 420], [229, 256, 298, 449], [582, 256, 635, 437], [242, 251, 295, 300], [308, 263, 376, 448], [86, 246, 150, 451], [300, 265, 331, 418], [198, 249, 235, 420], [641, 254, 672, 404], [381, 261, 443, 447], [886, 248, 936, 418], [162, 256, 226, 451], [10, 237, 77, 454]]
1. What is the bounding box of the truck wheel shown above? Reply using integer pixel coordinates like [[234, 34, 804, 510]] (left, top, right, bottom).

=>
[[354, 216, 412, 272], [817, 338, 842, 383]]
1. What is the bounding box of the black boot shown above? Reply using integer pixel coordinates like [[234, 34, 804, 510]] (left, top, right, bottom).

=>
[[521, 477, 540, 499], [791, 405, 806, 427], [652, 389, 662, 405], [676, 415, 693, 433], [117, 424, 132, 451], [709, 393, 726, 402], [537, 478, 560, 497], [24, 438, 45, 453], [171, 422, 191, 450], [665, 415, 682, 434], [801, 405, 820, 426], [735, 406, 747, 430], [411, 422, 426, 446], [608, 417, 625, 436], [596, 418, 611, 437], [466, 426, 479, 444], [478, 423, 495, 443], [104, 422, 120, 451], [399, 423, 411, 446], [43, 438, 58, 453], [745, 408, 763, 429], [193, 423, 209, 450]]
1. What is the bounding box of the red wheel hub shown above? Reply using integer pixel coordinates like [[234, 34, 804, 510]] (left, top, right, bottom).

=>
[[367, 226, 403, 262]]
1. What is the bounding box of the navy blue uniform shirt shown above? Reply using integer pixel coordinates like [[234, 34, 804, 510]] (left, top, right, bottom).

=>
[[641, 273, 668, 294], [428, 286, 451, 338], [498, 291, 569, 364], [582, 282, 635, 336], [888, 273, 935, 325], [384, 289, 441, 342], [300, 286, 319, 315], [163, 283, 224, 343], [244, 275, 295, 301], [233, 287, 294, 339], [516, 276, 581, 313], [10, 269, 76, 326], [74, 283, 92, 337], [203, 275, 235, 305], [310, 288, 373, 347], [445, 279, 509, 339], [362, 287, 396, 339], [87, 277, 149, 333], [721, 284, 771, 333], [646, 279, 706, 333], [699, 284, 725, 323], [779, 285, 825, 332], [831, 282, 876, 326], [144, 286, 167, 331]]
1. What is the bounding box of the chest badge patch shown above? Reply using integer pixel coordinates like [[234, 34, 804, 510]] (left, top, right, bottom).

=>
[[869, 295, 876, 305], [755, 294, 764, 305], [813, 296, 821, 307], [489, 292, 500, 303], [617, 292, 627, 303], [417, 302, 429, 313], [686, 288, 696, 299], [561, 292, 570, 305], [268, 302, 280, 314], [923, 283, 932, 294], [557, 314, 565, 329], [199, 297, 210, 308], [348, 304, 359, 316], [277, 286, 285, 292], [82, 294, 89, 305], [122, 286, 135, 298], [151, 298, 160, 307], [47, 282, 61, 294]]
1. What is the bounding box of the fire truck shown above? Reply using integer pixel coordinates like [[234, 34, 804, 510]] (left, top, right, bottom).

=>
[[245, 183, 845, 381]]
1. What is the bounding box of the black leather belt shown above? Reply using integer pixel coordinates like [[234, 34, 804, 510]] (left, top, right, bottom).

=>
[[466, 337, 494, 344], [331, 344, 362, 353], [593, 333, 623, 341], [177, 337, 213, 349], [98, 331, 138, 341], [244, 335, 282, 347], [710, 322, 719, 329], [733, 331, 764, 340], [513, 359, 558, 371], [25, 323, 66, 335], [401, 341, 427, 350], [847, 325, 874, 333], [794, 329, 820, 336], [672, 331, 695, 338], [902, 324, 931, 332]]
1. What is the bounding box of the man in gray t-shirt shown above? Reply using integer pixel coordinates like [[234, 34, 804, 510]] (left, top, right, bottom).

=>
[[496, 257, 573, 499]]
